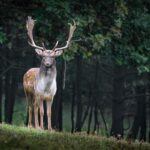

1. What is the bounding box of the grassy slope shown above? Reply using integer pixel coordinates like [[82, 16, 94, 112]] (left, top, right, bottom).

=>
[[0, 124, 150, 150]]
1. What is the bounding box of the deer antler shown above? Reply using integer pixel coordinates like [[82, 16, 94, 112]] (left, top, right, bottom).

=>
[[26, 16, 76, 57], [26, 16, 45, 50], [52, 41, 59, 50], [54, 20, 76, 52]]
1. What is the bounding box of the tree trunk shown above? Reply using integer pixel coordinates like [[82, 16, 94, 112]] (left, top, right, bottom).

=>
[[111, 66, 125, 138], [52, 59, 65, 131], [87, 104, 93, 134], [93, 103, 99, 133], [93, 60, 99, 133], [80, 86, 91, 129], [149, 83, 150, 142], [128, 86, 146, 141], [75, 55, 83, 132], [99, 106, 109, 136], [139, 92, 146, 141], [71, 82, 75, 133], [4, 69, 11, 123], [7, 70, 17, 124], [0, 76, 3, 123]]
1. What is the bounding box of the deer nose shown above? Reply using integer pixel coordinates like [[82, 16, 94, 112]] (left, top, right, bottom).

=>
[[45, 63, 51, 67]]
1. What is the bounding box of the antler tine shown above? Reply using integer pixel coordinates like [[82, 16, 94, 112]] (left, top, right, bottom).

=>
[[26, 16, 44, 50], [52, 41, 59, 50], [67, 20, 76, 42], [42, 42, 46, 51], [54, 20, 76, 52]]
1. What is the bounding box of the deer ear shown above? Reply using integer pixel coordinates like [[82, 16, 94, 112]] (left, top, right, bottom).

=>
[[53, 50, 63, 57], [35, 49, 43, 56]]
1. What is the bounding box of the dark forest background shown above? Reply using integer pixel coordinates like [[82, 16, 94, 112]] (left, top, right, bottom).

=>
[[0, 0, 150, 142]]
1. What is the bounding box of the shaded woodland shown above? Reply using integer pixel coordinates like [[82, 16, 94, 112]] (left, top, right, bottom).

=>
[[0, 0, 150, 142]]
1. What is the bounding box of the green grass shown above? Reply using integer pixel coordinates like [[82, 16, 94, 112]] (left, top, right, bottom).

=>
[[0, 124, 150, 150]]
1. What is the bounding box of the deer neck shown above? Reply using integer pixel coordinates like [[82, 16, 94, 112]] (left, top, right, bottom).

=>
[[34, 64, 57, 97], [38, 64, 56, 80]]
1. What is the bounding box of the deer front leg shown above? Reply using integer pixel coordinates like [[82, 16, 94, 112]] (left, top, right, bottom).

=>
[[34, 99, 40, 129], [47, 100, 52, 131], [28, 105, 33, 128], [39, 100, 44, 129]]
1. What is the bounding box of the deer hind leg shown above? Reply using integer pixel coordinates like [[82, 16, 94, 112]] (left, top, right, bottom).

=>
[[34, 96, 40, 129], [25, 91, 33, 128], [47, 99, 53, 131], [39, 98, 44, 129]]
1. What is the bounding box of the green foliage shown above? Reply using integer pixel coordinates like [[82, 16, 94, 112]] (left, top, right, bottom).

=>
[[90, 34, 111, 51], [1, 0, 150, 73], [0, 124, 150, 150], [108, 1, 150, 72]]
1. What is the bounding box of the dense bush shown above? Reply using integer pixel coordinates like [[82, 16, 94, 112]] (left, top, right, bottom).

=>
[[0, 124, 149, 150]]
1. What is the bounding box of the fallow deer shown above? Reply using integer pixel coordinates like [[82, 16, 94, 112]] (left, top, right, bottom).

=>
[[23, 16, 76, 130]]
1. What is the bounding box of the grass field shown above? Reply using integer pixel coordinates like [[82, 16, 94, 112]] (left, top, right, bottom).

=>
[[0, 124, 150, 150]]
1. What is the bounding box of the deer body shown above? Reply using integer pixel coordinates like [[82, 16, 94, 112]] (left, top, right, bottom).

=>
[[24, 62, 56, 129], [23, 16, 76, 131]]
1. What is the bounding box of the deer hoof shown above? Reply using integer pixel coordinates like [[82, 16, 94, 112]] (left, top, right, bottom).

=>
[[40, 126, 44, 130], [36, 126, 42, 130], [48, 128, 55, 133], [28, 125, 33, 128]]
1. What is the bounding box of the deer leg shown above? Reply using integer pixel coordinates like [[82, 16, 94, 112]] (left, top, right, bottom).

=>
[[34, 98, 40, 129], [47, 100, 52, 131], [28, 105, 33, 128], [39, 100, 44, 129], [25, 91, 33, 128]]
